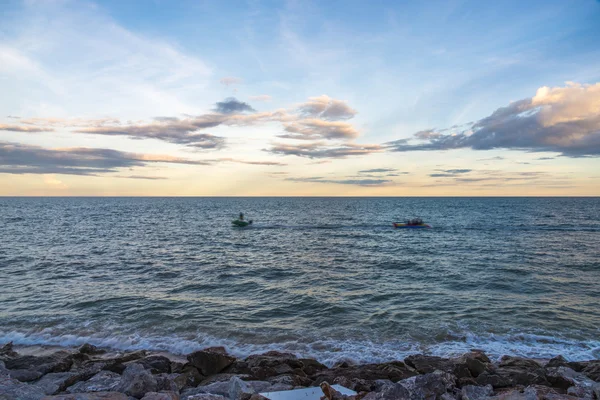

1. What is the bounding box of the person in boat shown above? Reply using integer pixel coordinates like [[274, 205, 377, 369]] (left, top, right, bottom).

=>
[[239, 213, 244, 221]]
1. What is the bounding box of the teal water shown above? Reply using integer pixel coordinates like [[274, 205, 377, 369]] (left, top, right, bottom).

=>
[[1, 197, 599, 364]]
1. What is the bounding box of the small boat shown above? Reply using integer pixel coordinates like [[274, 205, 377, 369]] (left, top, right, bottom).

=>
[[232, 219, 252, 227], [393, 222, 431, 228], [393, 218, 431, 229]]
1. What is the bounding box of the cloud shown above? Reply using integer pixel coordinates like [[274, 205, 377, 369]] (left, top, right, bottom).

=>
[[214, 97, 256, 114], [220, 77, 243, 86], [249, 95, 272, 102], [268, 142, 383, 158], [358, 168, 397, 173], [0, 141, 210, 176], [115, 175, 168, 180], [0, 124, 54, 132], [297, 95, 357, 120], [216, 158, 286, 166], [387, 82, 600, 157], [537, 157, 556, 160], [286, 176, 392, 186], [280, 119, 359, 140]]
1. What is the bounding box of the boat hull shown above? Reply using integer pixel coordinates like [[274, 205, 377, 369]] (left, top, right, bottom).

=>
[[232, 220, 251, 227]]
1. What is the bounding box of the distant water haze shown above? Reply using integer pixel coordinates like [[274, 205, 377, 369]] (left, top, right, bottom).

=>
[[0, 197, 599, 365]]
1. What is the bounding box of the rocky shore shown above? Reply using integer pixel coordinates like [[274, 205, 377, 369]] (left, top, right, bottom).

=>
[[1, 342, 599, 400]]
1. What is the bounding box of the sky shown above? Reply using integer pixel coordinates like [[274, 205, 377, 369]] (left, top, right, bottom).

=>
[[1, 0, 599, 196]]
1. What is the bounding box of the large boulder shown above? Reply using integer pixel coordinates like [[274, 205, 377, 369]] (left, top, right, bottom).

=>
[[545, 366, 600, 398], [187, 349, 236, 377], [8, 368, 44, 382], [79, 344, 106, 356], [4, 351, 73, 374], [41, 392, 129, 400], [0, 372, 46, 400], [0, 342, 18, 358], [362, 382, 411, 400], [115, 363, 158, 399], [35, 372, 79, 395], [138, 356, 172, 374], [173, 366, 204, 389], [66, 371, 122, 393], [579, 361, 600, 382]]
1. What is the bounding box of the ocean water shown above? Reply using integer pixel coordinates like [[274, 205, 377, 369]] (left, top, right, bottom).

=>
[[1, 197, 599, 365]]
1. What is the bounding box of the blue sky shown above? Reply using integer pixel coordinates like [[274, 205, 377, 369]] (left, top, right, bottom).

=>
[[1, 0, 599, 195]]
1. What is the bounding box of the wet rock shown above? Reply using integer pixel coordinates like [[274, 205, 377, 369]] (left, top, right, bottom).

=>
[[546, 366, 600, 398], [461, 385, 493, 400], [138, 356, 172, 374], [41, 392, 130, 400], [268, 373, 312, 387], [79, 344, 106, 355], [547, 356, 569, 369], [5, 351, 73, 374], [579, 361, 600, 382], [0, 372, 46, 400], [67, 371, 122, 394], [312, 361, 417, 386], [171, 362, 185, 374], [404, 355, 452, 375], [498, 357, 542, 370], [8, 368, 44, 382], [35, 372, 79, 395], [173, 366, 204, 389], [187, 349, 236, 377], [228, 377, 254, 400], [140, 391, 180, 400], [181, 381, 231, 398], [0, 342, 18, 358], [300, 359, 328, 376], [115, 363, 158, 399]]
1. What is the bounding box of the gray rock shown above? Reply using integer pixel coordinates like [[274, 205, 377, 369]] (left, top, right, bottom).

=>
[[7, 368, 43, 382], [461, 385, 493, 400], [35, 372, 79, 395], [183, 395, 227, 400], [140, 391, 180, 400], [4, 351, 73, 374], [181, 381, 230, 398], [174, 366, 204, 390], [67, 371, 122, 393], [0, 373, 46, 400], [546, 356, 569, 369], [187, 350, 235, 377], [41, 392, 130, 400], [228, 377, 253, 400], [363, 382, 411, 399], [200, 374, 251, 386], [116, 363, 158, 399], [155, 373, 180, 392], [398, 370, 456, 400]]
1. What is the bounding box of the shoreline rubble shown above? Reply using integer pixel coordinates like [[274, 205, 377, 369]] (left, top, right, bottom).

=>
[[1, 341, 599, 400]]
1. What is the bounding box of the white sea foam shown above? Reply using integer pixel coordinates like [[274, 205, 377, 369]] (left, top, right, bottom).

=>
[[1, 329, 598, 366]]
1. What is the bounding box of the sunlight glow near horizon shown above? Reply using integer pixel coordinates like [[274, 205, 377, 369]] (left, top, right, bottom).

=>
[[1, 0, 599, 196]]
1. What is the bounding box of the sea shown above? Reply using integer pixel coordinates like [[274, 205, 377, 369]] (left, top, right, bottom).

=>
[[1, 197, 599, 365]]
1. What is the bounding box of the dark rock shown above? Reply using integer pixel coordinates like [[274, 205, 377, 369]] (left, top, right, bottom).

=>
[[363, 382, 410, 400], [398, 370, 456, 400], [67, 371, 122, 394], [579, 360, 600, 382], [223, 361, 251, 376], [180, 381, 230, 398], [0, 342, 18, 358], [138, 356, 172, 374], [312, 361, 417, 386], [187, 350, 236, 377], [5, 351, 73, 374], [41, 392, 130, 400], [115, 363, 158, 399], [8, 368, 43, 382], [476, 372, 513, 389], [461, 385, 493, 400], [248, 395, 269, 400], [546, 366, 600, 398], [547, 356, 569, 369], [299, 359, 328, 376], [79, 344, 106, 355], [140, 391, 180, 400], [155, 374, 180, 392], [319, 382, 363, 400], [404, 355, 451, 375], [35, 372, 79, 395], [171, 362, 185, 374], [498, 356, 542, 370], [0, 372, 46, 400], [173, 366, 204, 389]]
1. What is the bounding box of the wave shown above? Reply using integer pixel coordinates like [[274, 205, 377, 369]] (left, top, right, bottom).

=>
[[1, 329, 598, 366]]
